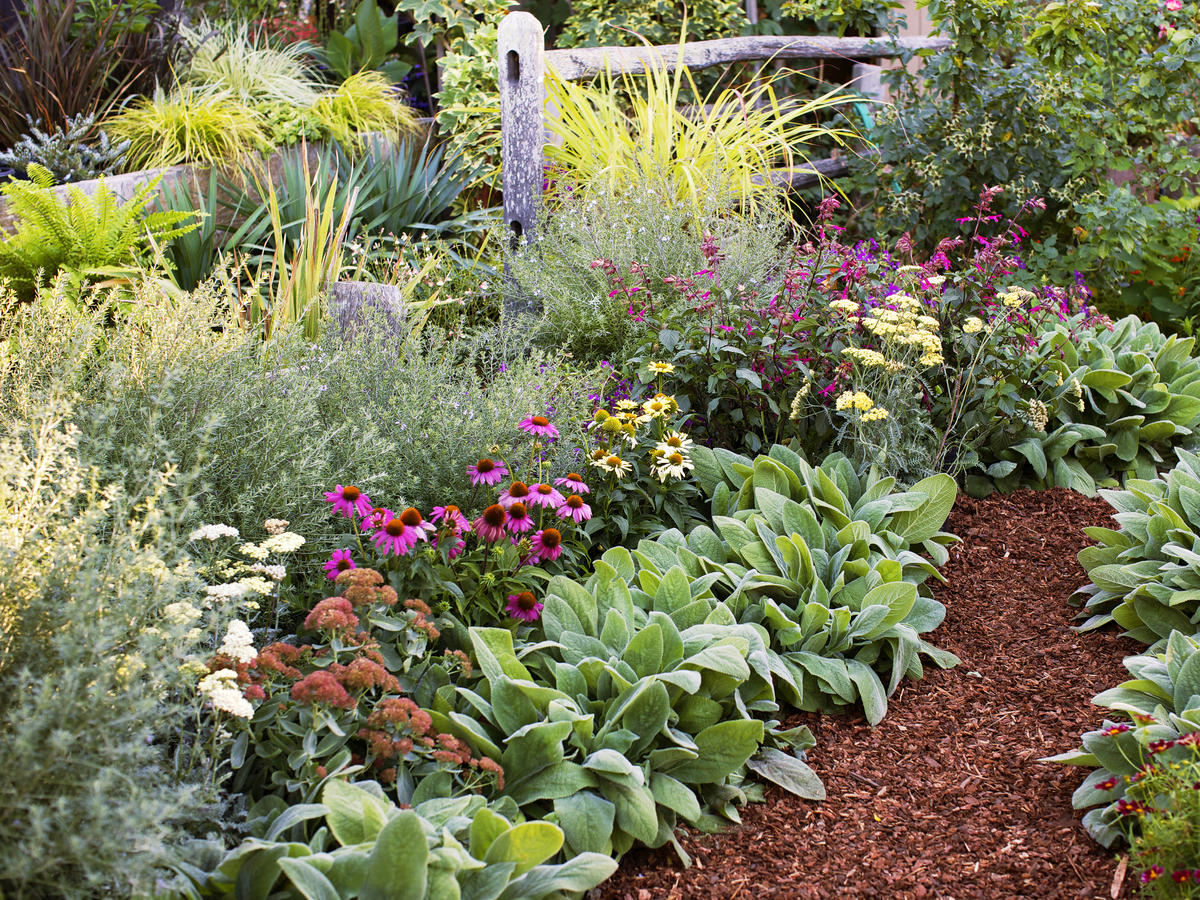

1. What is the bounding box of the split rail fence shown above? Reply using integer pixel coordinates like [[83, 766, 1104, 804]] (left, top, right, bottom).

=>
[[497, 11, 950, 245]]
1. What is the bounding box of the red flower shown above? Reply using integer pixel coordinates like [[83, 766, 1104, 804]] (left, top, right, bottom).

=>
[[1096, 777, 1118, 791], [290, 671, 356, 709], [304, 597, 360, 634]]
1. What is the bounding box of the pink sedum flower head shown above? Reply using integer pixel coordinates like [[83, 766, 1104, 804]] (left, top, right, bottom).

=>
[[506, 590, 543, 622], [473, 504, 508, 542], [530, 527, 564, 562], [518, 414, 559, 440], [505, 501, 534, 534], [323, 548, 356, 580], [528, 482, 565, 509], [468, 458, 508, 486], [557, 493, 593, 523], [554, 472, 590, 495], [498, 480, 533, 508], [431, 504, 471, 532], [324, 484, 372, 519]]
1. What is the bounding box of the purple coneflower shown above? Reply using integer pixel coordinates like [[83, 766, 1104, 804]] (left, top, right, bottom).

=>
[[527, 482, 565, 508], [505, 590, 543, 622], [506, 501, 534, 534], [372, 512, 415, 556], [431, 504, 471, 532], [498, 480, 532, 508], [323, 548, 356, 580], [397, 508, 435, 547], [530, 527, 563, 562], [554, 472, 590, 495], [468, 458, 508, 486], [435, 534, 466, 559], [473, 504, 508, 542], [557, 494, 592, 523], [518, 415, 559, 440], [324, 484, 372, 519]]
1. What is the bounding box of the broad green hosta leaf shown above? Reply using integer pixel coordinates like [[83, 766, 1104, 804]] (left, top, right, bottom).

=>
[[1047, 631, 1200, 848]]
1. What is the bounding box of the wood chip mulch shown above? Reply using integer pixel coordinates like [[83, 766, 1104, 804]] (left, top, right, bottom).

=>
[[596, 488, 1143, 900]]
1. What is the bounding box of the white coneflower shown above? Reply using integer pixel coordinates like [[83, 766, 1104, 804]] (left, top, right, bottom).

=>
[[218, 620, 257, 664], [653, 451, 694, 482], [188, 524, 240, 542]]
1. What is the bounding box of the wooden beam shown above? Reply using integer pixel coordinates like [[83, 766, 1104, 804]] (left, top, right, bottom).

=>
[[545, 34, 950, 81]]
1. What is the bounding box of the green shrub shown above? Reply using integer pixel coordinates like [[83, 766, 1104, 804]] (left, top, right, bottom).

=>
[[557, 0, 745, 48], [1125, 753, 1200, 896], [1046, 630, 1200, 849], [0, 399, 235, 897], [0, 164, 195, 303], [0, 113, 129, 183], [508, 175, 788, 365], [176, 780, 617, 899], [0, 280, 603, 585], [1073, 448, 1200, 644]]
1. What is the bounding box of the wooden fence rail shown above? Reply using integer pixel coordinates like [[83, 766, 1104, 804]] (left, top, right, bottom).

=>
[[498, 10, 950, 246]]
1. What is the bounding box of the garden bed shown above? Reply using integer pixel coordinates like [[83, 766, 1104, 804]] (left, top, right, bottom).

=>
[[598, 489, 1138, 900]]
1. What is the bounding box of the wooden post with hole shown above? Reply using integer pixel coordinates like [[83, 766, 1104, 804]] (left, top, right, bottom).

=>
[[498, 11, 544, 251]]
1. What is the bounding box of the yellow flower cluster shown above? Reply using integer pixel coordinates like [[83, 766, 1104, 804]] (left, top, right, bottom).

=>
[[998, 286, 1035, 308], [861, 408, 889, 422], [962, 317, 984, 334], [842, 347, 887, 368], [829, 298, 860, 314], [1027, 398, 1049, 433], [835, 390, 876, 412], [858, 294, 944, 367]]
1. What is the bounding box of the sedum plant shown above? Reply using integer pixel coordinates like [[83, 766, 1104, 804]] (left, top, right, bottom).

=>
[[1045, 631, 1200, 849], [1073, 448, 1200, 644], [176, 779, 617, 899], [0, 113, 129, 183]]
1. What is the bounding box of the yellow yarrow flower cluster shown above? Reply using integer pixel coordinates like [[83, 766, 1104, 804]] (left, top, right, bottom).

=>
[[858, 294, 945, 367], [962, 317, 984, 334], [861, 408, 889, 422], [998, 286, 1035, 308], [842, 347, 887, 368], [835, 390, 875, 412], [829, 298, 860, 314]]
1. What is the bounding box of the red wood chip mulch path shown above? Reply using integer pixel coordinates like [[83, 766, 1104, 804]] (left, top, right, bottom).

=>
[[597, 488, 1142, 900]]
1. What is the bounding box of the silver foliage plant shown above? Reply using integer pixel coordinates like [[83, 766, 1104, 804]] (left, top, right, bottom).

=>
[[0, 114, 129, 183]]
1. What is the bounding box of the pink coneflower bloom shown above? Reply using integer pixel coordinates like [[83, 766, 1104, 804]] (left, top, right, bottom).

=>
[[527, 482, 565, 508], [431, 504, 471, 532], [360, 506, 391, 532], [554, 472, 590, 494], [467, 458, 508, 486], [506, 501, 534, 534], [530, 527, 564, 562], [556, 494, 592, 523], [397, 507, 435, 547], [506, 590, 543, 622], [372, 513, 415, 556], [324, 484, 372, 519], [498, 480, 532, 508], [518, 415, 559, 440], [473, 504, 508, 542], [323, 548, 356, 580]]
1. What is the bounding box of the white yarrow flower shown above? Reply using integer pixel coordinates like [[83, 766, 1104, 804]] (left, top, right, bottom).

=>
[[260, 532, 306, 554], [218, 620, 257, 664], [188, 523, 240, 542]]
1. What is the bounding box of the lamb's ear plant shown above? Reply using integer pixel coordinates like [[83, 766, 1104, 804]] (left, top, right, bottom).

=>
[[1073, 448, 1200, 644], [1044, 630, 1200, 848], [177, 780, 617, 899]]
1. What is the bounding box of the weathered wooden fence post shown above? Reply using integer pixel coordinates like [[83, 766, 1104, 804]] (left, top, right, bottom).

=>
[[498, 11, 545, 250]]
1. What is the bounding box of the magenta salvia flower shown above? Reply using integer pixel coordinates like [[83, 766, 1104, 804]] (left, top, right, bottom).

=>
[[431, 504, 471, 532], [518, 415, 559, 440], [324, 484, 372, 519], [554, 472, 590, 495], [323, 548, 356, 580], [467, 458, 508, 486], [530, 527, 563, 563], [557, 494, 592, 523], [527, 483, 565, 509], [506, 502, 534, 534], [498, 480, 532, 508], [473, 504, 508, 542], [505, 590, 543, 622]]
